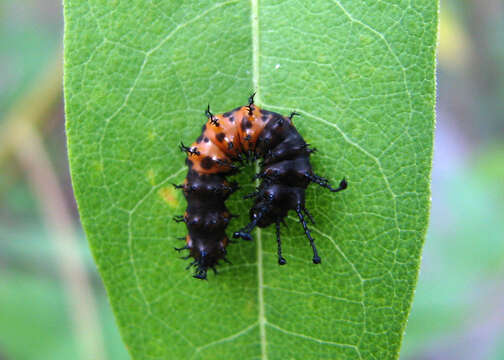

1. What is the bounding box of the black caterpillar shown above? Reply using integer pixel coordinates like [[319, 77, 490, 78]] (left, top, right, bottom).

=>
[[173, 95, 347, 279]]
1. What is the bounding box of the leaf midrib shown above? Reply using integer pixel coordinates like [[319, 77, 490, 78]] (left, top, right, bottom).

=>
[[250, 0, 267, 359]]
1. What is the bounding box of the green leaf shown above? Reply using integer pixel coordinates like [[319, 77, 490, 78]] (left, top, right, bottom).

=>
[[64, 0, 437, 359]]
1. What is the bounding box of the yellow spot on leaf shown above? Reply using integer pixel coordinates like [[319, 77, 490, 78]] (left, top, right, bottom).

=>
[[159, 187, 178, 208]]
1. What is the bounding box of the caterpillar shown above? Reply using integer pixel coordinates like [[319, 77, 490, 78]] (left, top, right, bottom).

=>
[[173, 94, 347, 279]]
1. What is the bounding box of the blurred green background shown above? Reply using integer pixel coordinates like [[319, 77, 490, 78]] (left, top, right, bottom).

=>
[[1, 0, 503, 359]]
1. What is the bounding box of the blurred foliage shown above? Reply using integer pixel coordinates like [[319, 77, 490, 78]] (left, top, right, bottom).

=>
[[0, 0, 60, 119], [437, 0, 504, 141], [0, 181, 129, 360], [1, 0, 503, 359], [402, 142, 504, 359]]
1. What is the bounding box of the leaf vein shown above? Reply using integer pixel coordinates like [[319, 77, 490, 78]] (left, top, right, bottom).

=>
[[266, 322, 363, 359], [195, 322, 259, 353]]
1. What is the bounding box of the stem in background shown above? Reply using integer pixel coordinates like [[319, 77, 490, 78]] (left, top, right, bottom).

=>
[[0, 52, 62, 163], [8, 53, 108, 360]]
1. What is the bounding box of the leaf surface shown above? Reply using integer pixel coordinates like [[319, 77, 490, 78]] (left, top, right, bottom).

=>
[[64, 0, 437, 359]]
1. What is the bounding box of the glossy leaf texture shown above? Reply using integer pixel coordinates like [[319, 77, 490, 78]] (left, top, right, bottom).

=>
[[64, 0, 437, 359]]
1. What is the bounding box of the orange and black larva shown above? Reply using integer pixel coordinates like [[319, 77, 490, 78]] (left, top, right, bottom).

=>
[[173, 94, 347, 279]]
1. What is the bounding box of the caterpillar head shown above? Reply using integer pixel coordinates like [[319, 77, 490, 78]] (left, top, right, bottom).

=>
[[186, 235, 228, 280]]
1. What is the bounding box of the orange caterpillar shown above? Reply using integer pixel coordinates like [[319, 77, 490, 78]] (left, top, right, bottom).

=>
[[173, 95, 347, 279]]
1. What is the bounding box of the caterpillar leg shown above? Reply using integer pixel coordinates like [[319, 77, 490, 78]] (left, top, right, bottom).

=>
[[289, 111, 300, 120], [232, 219, 258, 241], [243, 191, 259, 199], [308, 174, 347, 193], [275, 221, 287, 265], [193, 269, 208, 280], [186, 260, 197, 270], [173, 215, 186, 223], [296, 204, 321, 264], [233, 205, 270, 241], [302, 206, 316, 225], [174, 245, 189, 252]]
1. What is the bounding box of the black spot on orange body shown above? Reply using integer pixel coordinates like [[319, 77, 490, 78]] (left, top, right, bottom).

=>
[[200, 156, 214, 170], [241, 118, 253, 130]]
